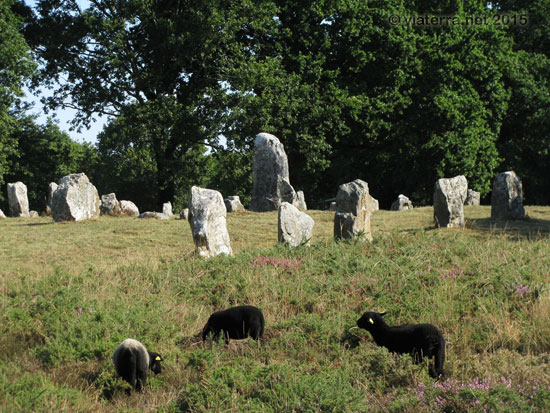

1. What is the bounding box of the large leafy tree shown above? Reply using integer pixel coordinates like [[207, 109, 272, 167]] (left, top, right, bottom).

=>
[[29, 0, 278, 207], [228, 0, 510, 206], [3, 115, 95, 211], [0, 0, 36, 205]]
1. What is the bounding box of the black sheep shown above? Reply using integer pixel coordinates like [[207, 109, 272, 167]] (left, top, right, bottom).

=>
[[357, 311, 445, 378], [112, 338, 163, 392], [202, 305, 265, 345]]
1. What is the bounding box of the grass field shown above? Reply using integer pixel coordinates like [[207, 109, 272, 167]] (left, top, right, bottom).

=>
[[1, 206, 550, 412]]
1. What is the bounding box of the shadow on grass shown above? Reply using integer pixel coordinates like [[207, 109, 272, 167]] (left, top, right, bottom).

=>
[[21, 222, 54, 227], [466, 216, 550, 240]]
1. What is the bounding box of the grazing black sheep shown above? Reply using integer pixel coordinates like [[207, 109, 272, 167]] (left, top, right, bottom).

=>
[[202, 305, 265, 345], [357, 311, 445, 378], [112, 338, 163, 392]]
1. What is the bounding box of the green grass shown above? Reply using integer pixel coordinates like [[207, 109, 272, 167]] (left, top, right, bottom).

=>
[[1, 206, 550, 412]]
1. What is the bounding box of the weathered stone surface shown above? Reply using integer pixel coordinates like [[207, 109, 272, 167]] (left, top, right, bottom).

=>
[[162, 202, 173, 216], [100, 193, 122, 216], [390, 194, 413, 211], [224, 196, 245, 212], [120, 200, 139, 216], [46, 182, 58, 215], [7, 182, 30, 217], [491, 171, 526, 220], [278, 202, 314, 247], [372, 198, 379, 211], [188, 186, 232, 257], [179, 208, 189, 220], [296, 191, 307, 210], [250, 133, 293, 212], [138, 211, 169, 219], [0, 209, 6, 218], [433, 175, 468, 228], [52, 173, 100, 222], [464, 189, 481, 206], [29, 210, 39, 218], [334, 179, 375, 241]]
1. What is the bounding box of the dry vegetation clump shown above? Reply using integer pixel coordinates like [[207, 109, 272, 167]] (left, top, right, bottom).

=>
[[1, 206, 550, 412]]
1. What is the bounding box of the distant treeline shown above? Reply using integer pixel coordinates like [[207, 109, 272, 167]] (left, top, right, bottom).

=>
[[1, 0, 549, 213]]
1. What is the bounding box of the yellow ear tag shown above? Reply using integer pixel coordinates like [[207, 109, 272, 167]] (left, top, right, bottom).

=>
[[368, 318, 374, 324], [155, 356, 161, 361]]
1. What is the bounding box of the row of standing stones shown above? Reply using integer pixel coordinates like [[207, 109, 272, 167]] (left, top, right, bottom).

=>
[[1, 134, 526, 258]]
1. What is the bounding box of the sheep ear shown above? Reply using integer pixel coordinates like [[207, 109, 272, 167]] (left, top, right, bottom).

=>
[[379, 311, 387, 317]]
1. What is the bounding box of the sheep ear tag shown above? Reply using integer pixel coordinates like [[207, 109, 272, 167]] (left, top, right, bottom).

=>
[[155, 356, 162, 361], [368, 318, 374, 324]]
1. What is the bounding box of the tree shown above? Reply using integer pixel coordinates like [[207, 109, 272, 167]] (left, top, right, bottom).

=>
[[0, 0, 36, 204], [3, 116, 95, 212], [29, 0, 278, 207]]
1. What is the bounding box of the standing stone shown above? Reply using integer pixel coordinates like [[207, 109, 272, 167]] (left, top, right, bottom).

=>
[[188, 186, 232, 258], [433, 175, 468, 228], [278, 202, 314, 247], [29, 210, 39, 218], [390, 194, 413, 211], [100, 193, 122, 216], [46, 182, 58, 215], [334, 179, 376, 241], [296, 191, 307, 210], [52, 173, 100, 222], [224, 196, 245, 212], [329, 201, 337, 211], [179, 208, 189, 220], [372, 198, 380, 211], [491, 171, 526, 220], [464, 189, 481, 206], [120, 200, 139, 216], [162, 202, 173, 217], [250, 133, 296, 212], [0, 209, 6, 218], [7, 182, 30, 217]]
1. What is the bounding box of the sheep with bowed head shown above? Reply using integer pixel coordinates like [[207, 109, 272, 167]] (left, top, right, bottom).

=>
[[202, 305, 265, 345], [112, 338, 163, 392]]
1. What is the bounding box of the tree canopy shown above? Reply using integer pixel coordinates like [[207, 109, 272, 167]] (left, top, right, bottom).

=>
[[3, 0, 549, 212]]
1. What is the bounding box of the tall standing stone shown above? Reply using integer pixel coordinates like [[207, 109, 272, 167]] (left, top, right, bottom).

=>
[[433, 175, 468, 228], [162, 202, 173, 217], [491, 171, 526, 220], [296, 191, 307, 210], [46, 182, 58, 215], [188, 186, 232, 258], [250, 133, 296, 212], [52, 173, 100, 222], [7, 182, 30, 217], [334, 179, 376, 241], [464, 189, 480, 206], [100, 193, 122, 216], [278, 202, 314, 247], [0, 209, 6, 218]]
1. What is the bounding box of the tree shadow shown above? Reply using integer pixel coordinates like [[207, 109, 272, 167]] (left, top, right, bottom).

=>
[[466, 215, 550, 240]]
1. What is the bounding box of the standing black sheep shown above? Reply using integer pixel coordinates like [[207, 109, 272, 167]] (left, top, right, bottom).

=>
[[357, 311, 445, 378], [112, 338, 163, 392], [202, 305, 265, 345]]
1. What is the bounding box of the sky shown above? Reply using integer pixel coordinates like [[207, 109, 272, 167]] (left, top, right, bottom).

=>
[[23, 0, 103, 145]]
